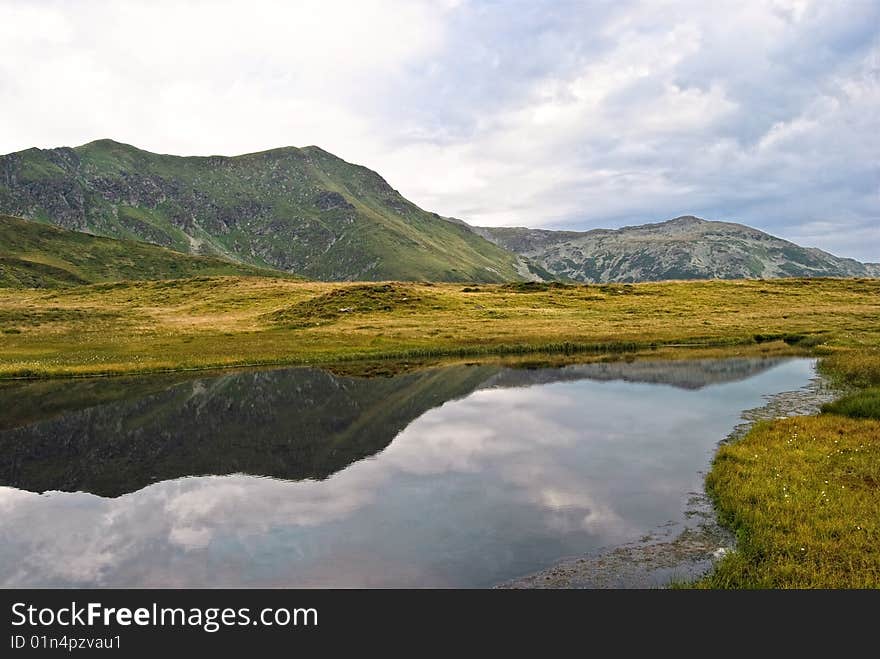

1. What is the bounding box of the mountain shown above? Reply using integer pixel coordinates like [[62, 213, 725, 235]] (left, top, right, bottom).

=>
[[0, 214, 285, 288], [480, 357, 786, 391], [0, 139, 533, 282], [0, 357, 779, 497], [474, 216, 880, 283], [3, 140, 873, 285]]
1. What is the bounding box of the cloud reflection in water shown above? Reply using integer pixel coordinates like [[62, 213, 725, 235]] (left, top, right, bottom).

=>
[[0, 358, 815, 587]]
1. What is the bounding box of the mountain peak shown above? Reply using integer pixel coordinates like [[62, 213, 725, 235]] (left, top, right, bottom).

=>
[[478, 216, 878, 283], [78, 138, 140, 151], [618, 215, 713, 235], [665, 215, 706, 225], [0, 140, 528, 283]]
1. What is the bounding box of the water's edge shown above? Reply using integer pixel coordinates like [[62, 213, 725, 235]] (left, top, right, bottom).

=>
[[498, 363, 839, 589]]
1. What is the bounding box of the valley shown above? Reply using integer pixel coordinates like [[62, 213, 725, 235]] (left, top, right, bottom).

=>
[[1, 142, 878, 590]]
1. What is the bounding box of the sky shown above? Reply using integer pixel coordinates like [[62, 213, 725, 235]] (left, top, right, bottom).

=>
[[0, 0, 878, 261]]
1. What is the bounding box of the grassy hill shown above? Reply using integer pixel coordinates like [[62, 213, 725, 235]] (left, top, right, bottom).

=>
[[0, 140, 532, 282], [0, 214, 285, 288]]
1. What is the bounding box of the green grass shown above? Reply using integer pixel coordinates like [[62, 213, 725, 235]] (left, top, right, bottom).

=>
[[0, 214, 290, 287], [701, 415, 880, 588], [699, 347, 880, 588], [264, 283, 440, 327], [819, 349, 880, 388], [821, 388, 880, 420], [0, 276, 877, 379]]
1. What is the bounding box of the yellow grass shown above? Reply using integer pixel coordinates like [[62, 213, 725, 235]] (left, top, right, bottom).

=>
[[1, 276, 878, 378]]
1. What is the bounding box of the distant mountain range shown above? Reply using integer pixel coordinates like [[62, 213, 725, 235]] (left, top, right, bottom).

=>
[[475, 216, 880, 282], [0, 140, 876, 284]]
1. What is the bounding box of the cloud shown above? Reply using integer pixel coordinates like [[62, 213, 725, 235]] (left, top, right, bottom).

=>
[[0, 0, 876, 260]]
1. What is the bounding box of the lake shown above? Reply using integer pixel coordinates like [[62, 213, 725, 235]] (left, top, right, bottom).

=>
[[0, 356, 816, 587]]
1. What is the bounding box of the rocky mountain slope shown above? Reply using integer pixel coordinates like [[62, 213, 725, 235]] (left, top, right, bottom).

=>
[[0, 140, 534, 282], [2, 139, 874, 285], [475, 216, 880, 283], [0, 214, 288, 287]]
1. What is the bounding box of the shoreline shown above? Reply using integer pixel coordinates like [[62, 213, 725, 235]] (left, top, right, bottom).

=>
[[0, 336, 803, 383], [500, 360, 839, 589]]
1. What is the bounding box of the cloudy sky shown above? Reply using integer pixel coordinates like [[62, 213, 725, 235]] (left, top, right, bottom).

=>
[[1, 0, 877, 260]]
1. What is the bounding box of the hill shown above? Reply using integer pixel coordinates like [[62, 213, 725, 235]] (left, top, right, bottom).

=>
[[0, 140, 533, 282], [0, 214, 284, 287], [474, 216, 880, 283]]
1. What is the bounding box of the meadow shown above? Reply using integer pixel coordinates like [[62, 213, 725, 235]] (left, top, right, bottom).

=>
[[1, 276, 878, 379]]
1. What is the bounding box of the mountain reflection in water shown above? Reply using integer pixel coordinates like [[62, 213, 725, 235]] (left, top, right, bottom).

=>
[[0, 357, 816, 587], [1, 358, 783, 497]]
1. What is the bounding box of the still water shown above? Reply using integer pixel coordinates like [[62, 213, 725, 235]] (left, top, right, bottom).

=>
[[0, 357, 815, 587]]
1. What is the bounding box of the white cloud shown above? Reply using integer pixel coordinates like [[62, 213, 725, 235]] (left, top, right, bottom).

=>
[[0, 0, 876, 260], [0, 0, 448, 157]]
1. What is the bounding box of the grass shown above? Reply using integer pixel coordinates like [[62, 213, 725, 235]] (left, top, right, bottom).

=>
[[1, 276, 878, 379], [0, 214, 287, 287], [818, 349, 880, 389], [821, 388, 880, 420], [701, 415, 880, 588], [699, 348, 880, 588]]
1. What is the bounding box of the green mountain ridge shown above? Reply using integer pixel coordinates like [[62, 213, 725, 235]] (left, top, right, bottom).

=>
[[2, 140, 874, 286], [0, 139, 533, 282], [0, 214, 287, 288]]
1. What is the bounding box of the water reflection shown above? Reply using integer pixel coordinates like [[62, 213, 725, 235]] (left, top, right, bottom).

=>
[[0, 365, 504, 496], [0, 357, 815, 587]]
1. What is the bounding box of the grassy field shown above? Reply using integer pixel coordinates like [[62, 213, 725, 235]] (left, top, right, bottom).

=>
[[699, 349, 880, 588], [0, 276, 878, 379], [1, 271, 879, 587]]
